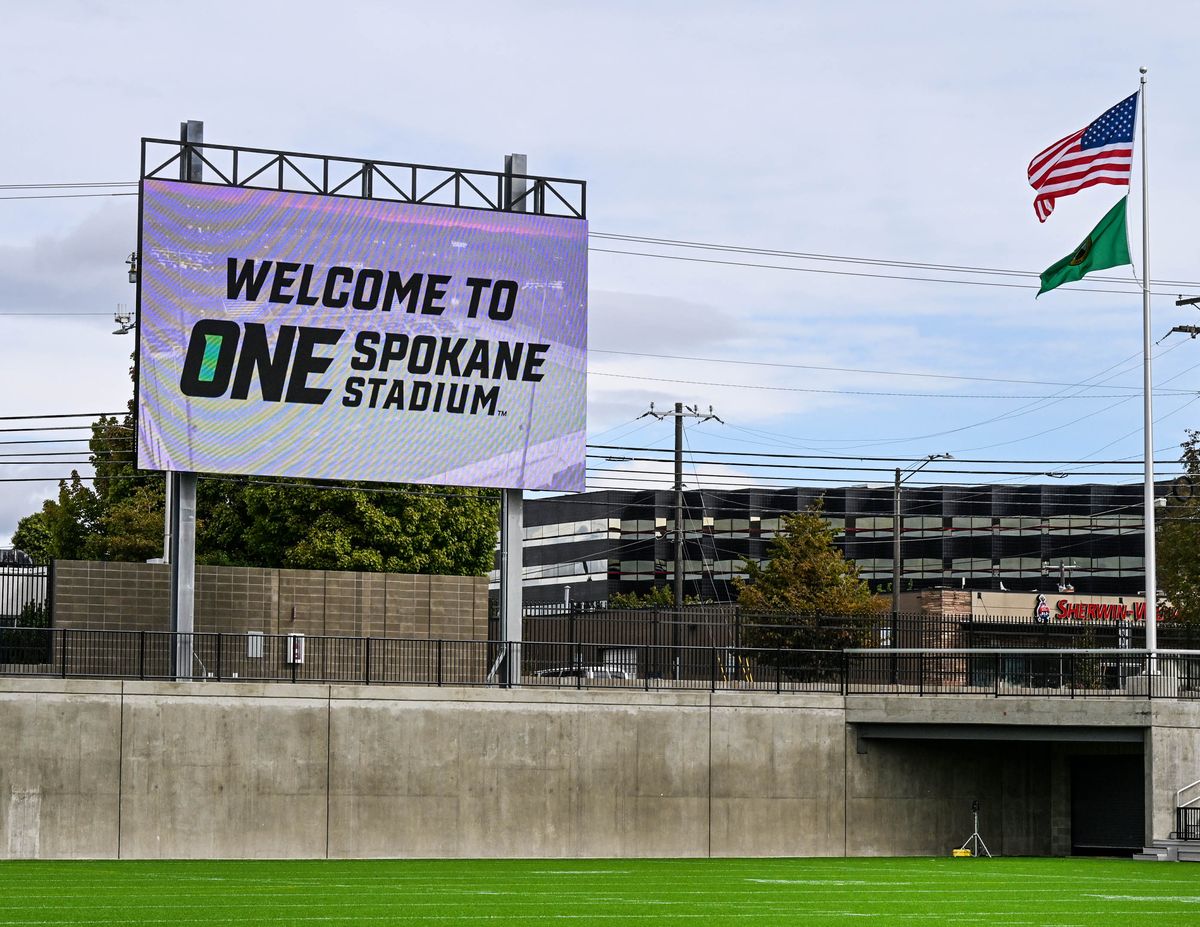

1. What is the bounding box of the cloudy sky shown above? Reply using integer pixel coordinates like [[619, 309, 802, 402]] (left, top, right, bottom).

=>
[[2, 1, 1198, 544]]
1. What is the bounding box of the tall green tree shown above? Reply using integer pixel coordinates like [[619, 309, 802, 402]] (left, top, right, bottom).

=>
[[1157, 430, 1200, 622], [235, 480, 496, 575], [11, 474, 98, 562], [10, 508, 53, 561], [735, 505, 882, 651], [11, 371, 498, 576]]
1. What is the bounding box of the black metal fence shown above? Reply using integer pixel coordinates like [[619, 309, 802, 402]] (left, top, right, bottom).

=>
[[509, 605, 1200, 653], [844, 648, 1200, 698], [0, 563, 50, 664], [2, 627, 1197, 699], [1177, 807, 1200, 841], [0, 563, 48, 624]]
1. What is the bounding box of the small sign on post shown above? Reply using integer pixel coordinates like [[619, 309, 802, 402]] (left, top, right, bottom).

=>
[[285, 633, 305, 665]]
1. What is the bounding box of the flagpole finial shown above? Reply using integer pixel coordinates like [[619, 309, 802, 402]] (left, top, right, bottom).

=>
[[1140, 66, 1148, 76]]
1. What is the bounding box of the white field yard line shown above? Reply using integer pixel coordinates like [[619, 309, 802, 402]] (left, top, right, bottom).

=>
[[2, 887, 1192, 914], [2, 885, 1178, 909], [1086, 896, 1200, 903], [4, 873, 1184, 886], [529, 870, 634, 874], [0, 889, 1195, 911], [0, 914, 1189, 925]]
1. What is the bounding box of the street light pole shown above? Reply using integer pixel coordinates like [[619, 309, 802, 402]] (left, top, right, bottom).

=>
[[891, 454, 952, 649], [892, 467, 902, 628]]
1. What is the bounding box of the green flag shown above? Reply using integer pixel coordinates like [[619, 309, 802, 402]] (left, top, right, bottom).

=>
[[1038, 196, 1131, 296]]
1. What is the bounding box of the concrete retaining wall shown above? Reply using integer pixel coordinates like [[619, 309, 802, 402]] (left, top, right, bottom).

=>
[[1, 681, 121, 859], [1147, 701, 1200, 841], [2, 678, 1194, 859]]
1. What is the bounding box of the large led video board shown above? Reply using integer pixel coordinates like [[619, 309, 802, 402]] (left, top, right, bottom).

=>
[[136, 179, 587, 491]]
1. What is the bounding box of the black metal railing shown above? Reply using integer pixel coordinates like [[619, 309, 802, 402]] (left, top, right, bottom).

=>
[[511, 605, 1200, 654], [843, 648, 1200, 698], [1176, 807, 1200, 841], [2, 627, 1198, 699]]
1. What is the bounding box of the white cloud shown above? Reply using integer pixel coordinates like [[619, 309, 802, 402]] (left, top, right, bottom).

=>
[[2, 0, 1198, 542]]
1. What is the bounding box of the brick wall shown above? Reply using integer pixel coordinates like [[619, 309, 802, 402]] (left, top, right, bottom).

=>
[[51, 561, 487, 640]]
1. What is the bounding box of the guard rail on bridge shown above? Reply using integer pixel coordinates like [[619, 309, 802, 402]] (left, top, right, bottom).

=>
[[2, 627, 1199, 698]]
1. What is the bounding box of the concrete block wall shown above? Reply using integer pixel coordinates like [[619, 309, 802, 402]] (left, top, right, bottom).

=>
[[52, 561, 170, 632], [195, 566, 275, 634], [51, 561, 487, 641]]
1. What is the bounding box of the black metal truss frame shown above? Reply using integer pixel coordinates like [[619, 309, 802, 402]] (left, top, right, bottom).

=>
[[139, 138, 586, 219]]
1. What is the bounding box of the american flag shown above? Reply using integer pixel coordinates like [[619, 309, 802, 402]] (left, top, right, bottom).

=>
[[1027, 92, 1138, 222]]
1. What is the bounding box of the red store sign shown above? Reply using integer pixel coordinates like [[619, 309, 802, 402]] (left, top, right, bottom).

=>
[[1053, 599, 1153, 621]]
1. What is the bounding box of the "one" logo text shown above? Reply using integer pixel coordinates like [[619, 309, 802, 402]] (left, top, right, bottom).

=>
[[179, 320, 344, 405]]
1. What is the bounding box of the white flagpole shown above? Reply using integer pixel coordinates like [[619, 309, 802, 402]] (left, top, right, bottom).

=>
[[1139, 66, 1158, 660]]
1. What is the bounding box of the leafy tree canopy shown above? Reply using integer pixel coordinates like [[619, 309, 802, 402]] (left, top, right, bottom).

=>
[[609, 586, 703, 609], [1157, 430, 1200, 622], [735, 505, 883, 651], [12, 377, 497, 576], [735, 506, 881, 615]]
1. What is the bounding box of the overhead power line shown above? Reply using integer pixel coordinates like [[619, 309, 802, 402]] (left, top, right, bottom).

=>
[[585, 457, 1180, 479], [0, 183, 137, 190], [5, 187, 1197, 289], [12, 434, 1184, 471], [0, 460, 94, 466], [589, 349, 1166, 392], [0, 438, 94, 446], [589, 444, 1184, 467], [590, 370, 1193, 399], [0, 193, 137, 201], [5, 182, 1198, 295], [590, 231, 1200, 289], [0, 425, 115, 434], [3, 468, 1168, 514], [0, 412, 125, 422], [588, 246, 1170, 297]]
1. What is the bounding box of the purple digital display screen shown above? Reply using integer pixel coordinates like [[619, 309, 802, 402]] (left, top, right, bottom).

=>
[[136, 179, 587, 491]]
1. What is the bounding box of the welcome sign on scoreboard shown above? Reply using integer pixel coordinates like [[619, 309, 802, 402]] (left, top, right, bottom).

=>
[[136, 179, 587, 491]]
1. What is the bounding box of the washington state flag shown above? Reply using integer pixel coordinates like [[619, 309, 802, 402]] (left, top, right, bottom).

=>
[[1038, 196, 1131, 296]]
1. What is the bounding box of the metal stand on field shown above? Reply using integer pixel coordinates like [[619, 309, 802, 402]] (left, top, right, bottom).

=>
[[960, 801, 992, 858]]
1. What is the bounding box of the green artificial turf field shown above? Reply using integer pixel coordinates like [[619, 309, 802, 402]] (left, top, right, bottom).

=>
[[2, 857, 1199, 926]]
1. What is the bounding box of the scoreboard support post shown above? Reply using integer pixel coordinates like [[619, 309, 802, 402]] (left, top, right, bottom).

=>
[[168, 118, 203, 680], [499, 153, 527, 686]]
